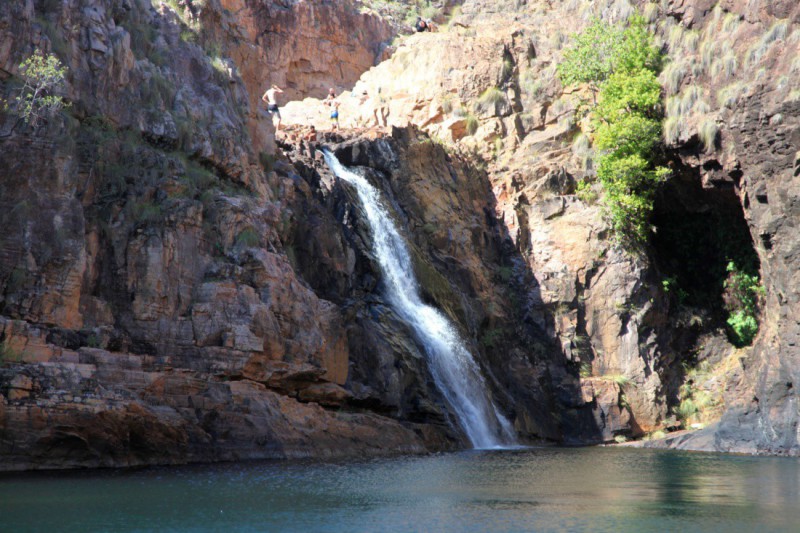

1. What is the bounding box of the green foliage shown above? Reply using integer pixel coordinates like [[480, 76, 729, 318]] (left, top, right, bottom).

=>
[[643, 429, 667, 441], [594, 114, 661, 157], [676, 362, 720, 425], [557, 19, 623, 91], [130, 200, 164, 225], [727, 311, 759, 346], [599, 374, 633, 388], [595, 70, 662, 122], [596, 154, 669, 247], [558, 15, 660, 95], [613, 16, 662, 73], [576, 179, 598, 204], [479, 327, 504, 349], [677, 397, 698, 420], [476, 87, 506, 113], [0, 341, 21, 363], [464, 113, 479, 135], [421, 5, 440, 20], [698, 119, 719, 152], [235, 228, 260, 248], [662, 276, 688, 303], [12, 49, 69, 126], [724, 262, 764, 346], [560, 14, 667, 248], [579, 362, 592, 378], [180, 30, 198, 44]]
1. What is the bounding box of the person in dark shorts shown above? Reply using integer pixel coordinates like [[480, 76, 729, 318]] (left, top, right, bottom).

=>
[[323, 88, 340, 130], [261, 84, 284, 131]]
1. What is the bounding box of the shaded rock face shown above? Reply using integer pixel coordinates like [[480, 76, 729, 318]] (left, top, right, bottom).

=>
[[676, 63, 800, 455]]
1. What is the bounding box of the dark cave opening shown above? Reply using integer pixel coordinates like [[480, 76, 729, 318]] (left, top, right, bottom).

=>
[[651, 161, 760, 330]]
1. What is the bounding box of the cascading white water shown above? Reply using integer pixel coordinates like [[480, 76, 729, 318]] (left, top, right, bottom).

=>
[[324, 151, 516, 449]]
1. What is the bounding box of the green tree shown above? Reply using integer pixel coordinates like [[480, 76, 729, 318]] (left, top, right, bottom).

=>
[[558, 15, 660, 102], [594, 69, 662, 122], [557, 19, 623, 102], [11, 50, 69, 127], [558, 14, 667, 247], [613, 16, 662, 74]]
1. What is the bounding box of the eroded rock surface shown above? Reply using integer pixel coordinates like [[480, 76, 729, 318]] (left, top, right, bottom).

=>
[[2, 0, 800, 469]]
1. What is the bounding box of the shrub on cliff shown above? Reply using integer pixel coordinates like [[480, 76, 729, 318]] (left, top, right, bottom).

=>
[[723, 261, 765, 346], [5, 50, 69, 128], [559, 15, 667, 248], [558, 16, 660, 102]]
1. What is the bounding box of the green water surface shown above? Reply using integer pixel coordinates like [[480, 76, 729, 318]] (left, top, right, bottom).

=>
[[1, 446, 799, 532]]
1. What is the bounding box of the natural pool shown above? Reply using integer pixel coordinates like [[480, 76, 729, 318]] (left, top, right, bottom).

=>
[[2, 446, 799, 532]]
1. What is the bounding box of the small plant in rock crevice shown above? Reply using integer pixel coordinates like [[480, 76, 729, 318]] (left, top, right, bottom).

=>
[[723, 261, 765, 346], [235, 227, 261, 248], [464, 113, 479, 135], [698, 120, 719, 152], [476, 87, 506, 114]]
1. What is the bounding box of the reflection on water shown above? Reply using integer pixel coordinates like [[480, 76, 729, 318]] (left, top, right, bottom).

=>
[[2, 447, 799, 532]]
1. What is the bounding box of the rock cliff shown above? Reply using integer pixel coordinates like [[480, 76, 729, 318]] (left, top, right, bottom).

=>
[[283, 0, 800, 451], [1, 0, 799, 470]]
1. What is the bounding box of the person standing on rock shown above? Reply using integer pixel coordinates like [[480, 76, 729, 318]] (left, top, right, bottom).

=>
[[371, 87, 388, 128], [262, 84, 284, 132], [323, 88, 340, 131]]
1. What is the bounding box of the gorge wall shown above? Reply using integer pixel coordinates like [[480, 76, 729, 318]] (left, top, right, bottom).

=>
[[1, 0, 799, 469], [322, 0, 800, 454]]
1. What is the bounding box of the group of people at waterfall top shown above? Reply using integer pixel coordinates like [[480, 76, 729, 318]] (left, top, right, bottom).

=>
[[260, 85, 340, 133], [259, 13, 437, 134], [260, 84, 387, 134]]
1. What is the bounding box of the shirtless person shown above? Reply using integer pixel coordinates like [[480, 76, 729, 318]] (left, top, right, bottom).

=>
[[302, 125, 317, 157], [261, 84, 284, 131], [323, 88, 340, 131]]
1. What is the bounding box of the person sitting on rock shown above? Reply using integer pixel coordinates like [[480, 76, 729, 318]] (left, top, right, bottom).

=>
[[261, 84, 284, 132], [415, 17, 428, 32], [323, 88, 340, 131]]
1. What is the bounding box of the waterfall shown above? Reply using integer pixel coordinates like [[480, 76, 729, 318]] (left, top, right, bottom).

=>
[[324, 151, 516, 449]]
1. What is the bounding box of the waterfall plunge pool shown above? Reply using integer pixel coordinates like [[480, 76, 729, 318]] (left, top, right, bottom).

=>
[[2, 447, 799, 532]]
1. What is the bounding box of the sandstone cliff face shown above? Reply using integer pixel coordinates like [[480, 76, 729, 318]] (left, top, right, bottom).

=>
[[285, 0, 800, 450], [1, 0, 799, 469], [0, 0, 449, 470]]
